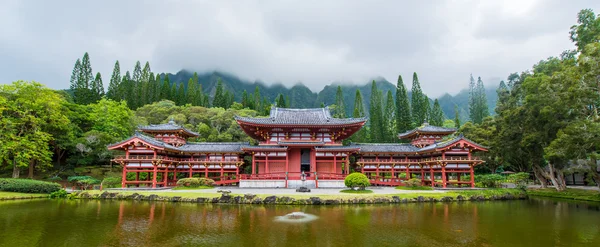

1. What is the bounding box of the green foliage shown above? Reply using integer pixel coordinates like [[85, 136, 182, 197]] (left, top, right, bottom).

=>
[[101, 177, 122, 188], [404, 178, 422, 187], [49, 189, 68, 198], [339, 189, 373, 194], [527, 188, 600, 202], [430, 99, 445, 126], [507, 172, 530, 190], [369, 81, 385, 142], [411, 72, 426, 125], [475, 174, 504, 188], [344, 172, 370, 190], [334, 86, 346, 117], [175, 178, 215, 187], [0, 178, 62, 193]]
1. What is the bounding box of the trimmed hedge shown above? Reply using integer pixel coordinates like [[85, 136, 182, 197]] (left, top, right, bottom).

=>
[[101, 177, 122, 188], [344, 173, 370, 190], [176, 178, 216, 188], [0, 178, 62, 194]]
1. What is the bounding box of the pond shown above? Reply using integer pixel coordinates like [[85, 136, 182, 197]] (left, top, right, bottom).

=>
[[0, 198, 599, 246]]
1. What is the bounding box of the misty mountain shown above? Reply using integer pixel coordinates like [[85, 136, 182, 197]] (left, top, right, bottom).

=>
[[163, 70, 498, 122]]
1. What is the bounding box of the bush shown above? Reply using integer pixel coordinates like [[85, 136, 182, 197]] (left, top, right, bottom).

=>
[[405, 178, 422, 187], [475, 174, 504, 188], [507, 172, 530, 190], [0, 178, 62, 193], [68, 176, 100, 190], [176, 178, 216, 188], [49, 189, 68, 198], [102, 177, 122, 188], [344, 173, 370, 190]]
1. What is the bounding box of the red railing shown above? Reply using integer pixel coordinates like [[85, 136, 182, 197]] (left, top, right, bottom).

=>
[[240, 172, 346, 180], [113, 155, 241, 163], [358, 156, 482, 164]]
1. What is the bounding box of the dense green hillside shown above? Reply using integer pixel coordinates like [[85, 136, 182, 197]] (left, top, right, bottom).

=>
[[163, 70, 497, 121]]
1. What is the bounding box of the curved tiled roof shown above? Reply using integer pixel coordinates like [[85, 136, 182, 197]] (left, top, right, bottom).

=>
[[139, 120, 199, 137], [350, 143, 420, 153], [107, 132, 177, 150], [178, 142, 248, 153], [397, 122, 456, 139], [235, 107, 367, 126], [418, 134, 488, 152]]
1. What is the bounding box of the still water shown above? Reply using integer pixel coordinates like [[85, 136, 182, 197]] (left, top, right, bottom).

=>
[[0, 198, 599, 246]]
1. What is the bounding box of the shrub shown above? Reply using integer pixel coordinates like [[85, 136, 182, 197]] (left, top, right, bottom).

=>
[[0, 178, 62, 193], [475, 174, 504, 188], [68, 176, 100, 190], [344, 173, 370, 190], [49, 189, 68, 198], [176, 178, 216, 188], [102, 177, 122, 188], [405, 178, 422, 187], [507, 172, 530, 190]]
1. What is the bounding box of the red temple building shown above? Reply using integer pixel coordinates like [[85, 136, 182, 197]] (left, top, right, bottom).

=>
[[109, 107, 487, 188]]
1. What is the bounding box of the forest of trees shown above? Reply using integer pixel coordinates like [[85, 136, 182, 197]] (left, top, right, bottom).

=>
[[460, 9, 600, 191]]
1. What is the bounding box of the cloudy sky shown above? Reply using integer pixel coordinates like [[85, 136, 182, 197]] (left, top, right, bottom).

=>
[[1, 0, 598, 97]]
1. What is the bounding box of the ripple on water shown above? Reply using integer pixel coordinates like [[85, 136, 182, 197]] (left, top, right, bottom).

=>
[[274, 212, 319, 223]]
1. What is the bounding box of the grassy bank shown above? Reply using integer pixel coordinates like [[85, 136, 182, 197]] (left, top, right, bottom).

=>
[[527, 188, 600, 202], [74, 188, 525, 202], [0, 192, 48, 200]]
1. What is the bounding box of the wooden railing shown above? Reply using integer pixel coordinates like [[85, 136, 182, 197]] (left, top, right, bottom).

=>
[[240, 172, 346, 180], [358, 156, 482, 164], [113, 155, 241, 163]]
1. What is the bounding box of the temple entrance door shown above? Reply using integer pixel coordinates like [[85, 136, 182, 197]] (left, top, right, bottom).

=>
[[300, 149, 311, 174]]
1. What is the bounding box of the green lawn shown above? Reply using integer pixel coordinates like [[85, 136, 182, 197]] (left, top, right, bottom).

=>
[[171, 186, 214, 190], [0, 192, 48, 200], [527, 188, 600, 202], [396, 186, 434, 191], [340, 189, 374, 194]]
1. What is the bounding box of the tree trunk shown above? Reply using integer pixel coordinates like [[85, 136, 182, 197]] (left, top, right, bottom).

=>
[[532, 165, 548, 188], [546, 163, 565, 192], [12, 160, 20, 178], [28, 160, 35, 179]]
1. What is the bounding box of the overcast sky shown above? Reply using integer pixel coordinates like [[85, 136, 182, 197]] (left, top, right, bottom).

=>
[[1, 0, 598, 97]]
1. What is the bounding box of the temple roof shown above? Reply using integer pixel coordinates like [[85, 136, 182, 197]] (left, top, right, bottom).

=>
[[178, 142, 247, 153], [397, 122, 456, 139], [235, 107, 367, 126], [418, 134, 488, 152], [138, 120, 199, 137], [350, 143, 420, 153]]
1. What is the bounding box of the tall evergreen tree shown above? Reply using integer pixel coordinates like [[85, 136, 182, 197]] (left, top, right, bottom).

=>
[[212, 79, 226, 108], [106, 60, 121, 100], [177, 83, 186, 105], [384, 90, 395, 142], [395, 75, 412, 134], [423, 95, 431, 122], [241, 90, 249, 108], [454, 105, 461, 129], [71, 52, 95, 104], [131, 61, 142, 108], [276, 93, 286, 108], [468, 74, 477, 123], [476, 76, 490, 121], [369, 81, 384, 142], [140, 62, 152, 106], [195, 84, 204, 106], [253, 86, 261, 111], [186, 78, 196, 105], [170, 82, 178, 102], [226, 91, 235, 109], [121, 71, 132, 107], [352, 89, 367, 142], [146, 72, 156, 104], [334, 85, 346, 118], [69, 58, 81, 98], [430, 99, 445, 126], [91, 72, 104, 102], [160, 74, 170, 100], [411, 72, 426, 125]]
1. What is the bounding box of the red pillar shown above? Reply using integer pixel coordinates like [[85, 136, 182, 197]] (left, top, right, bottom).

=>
[[188, 165, 193, 178], [333, 153, 337, 174], [152, 163, 158, 188], [173, 164, 177, 184], [205, 165, 208, 178], [442, 164, 447, 188], [163, 164, 169, 187], [135, 171, 139, 188], [430, 167, 435, 188], [251, 152, 256, 175], [375, 155, 380, 181], [389, 155, 394, 180], [470, 164, 475, 188], [121, 164, 127, 188], [420, 165, 425, 185], [265, 152, 270, 174]]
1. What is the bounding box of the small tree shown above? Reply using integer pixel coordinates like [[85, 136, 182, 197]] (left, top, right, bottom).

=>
[[344, 173, 370, 190]]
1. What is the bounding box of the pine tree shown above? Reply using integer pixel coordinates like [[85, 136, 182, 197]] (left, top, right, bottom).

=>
[[468, 74, 477, 123], [177, 83, 186, 105], [384, 90, 395, 142], [334, 85, 346, 118], [369, 81, 384, 142], [285, 95, 290, 108], [430, 99, 444, 126], [423, 95, 430, 123], [186, 78, 196, 105], [146, 72, 155, 104], [253, 86, 261, 111], [170, 82, 178, 102], [69, 58, 81, 98], [131, 61, 142, 108], [91, 72, 104, 102], [196, 84, 204, 106], [213, 79, 225, 108], [121, 71, 132, 107], [159, 74, 170, 100], [454, 105, 460, 129], [226, 91, 235, 108], [140, 62, 151, 106], [395, 75, 412, 134], [241, 90, 249, 108], [106, 61, 121, 100], [352, 89, 367, 142], [411, 72, 426, 125], [262, 97, 270, 115], [276, 93, 286, 108], [476, 76, 490, 121]]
